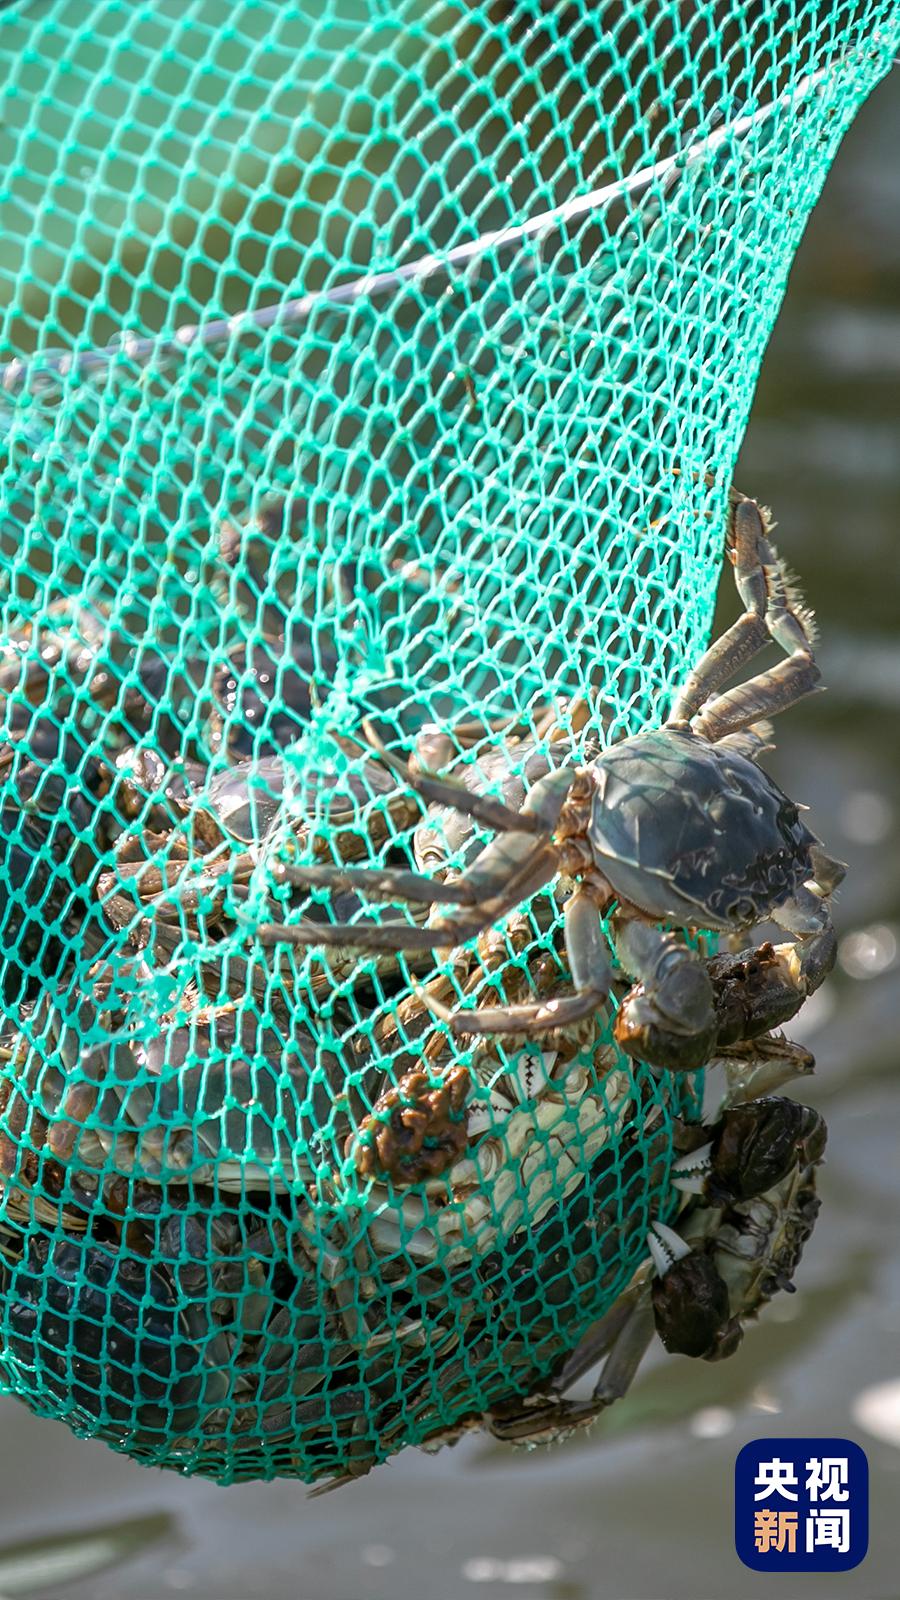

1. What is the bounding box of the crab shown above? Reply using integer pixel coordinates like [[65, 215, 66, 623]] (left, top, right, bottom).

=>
[[0, 970, 374, 1194], [0, 595, 209, 759], [97, 742, 417, 960], [484, 1092, 826, 1445], [0, 1177, 418, 1473], [0, 981, 525, 1483], [0, 943, 820, 1490], [2, 1230, 232, 1450], [100, 697, 582, 987], [310, 1041, 819, 1492], [0, 596, 225, 1002], [256, 495, 844, 1071]]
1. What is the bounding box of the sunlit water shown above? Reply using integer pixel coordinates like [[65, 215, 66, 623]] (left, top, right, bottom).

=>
[[0, 72, 897, 1600]]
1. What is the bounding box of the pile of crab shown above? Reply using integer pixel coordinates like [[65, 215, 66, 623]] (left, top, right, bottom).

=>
[[0, 492, 841, 1487]]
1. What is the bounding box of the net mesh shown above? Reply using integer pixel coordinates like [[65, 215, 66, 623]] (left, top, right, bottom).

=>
[[0, 0, 894, 1487]]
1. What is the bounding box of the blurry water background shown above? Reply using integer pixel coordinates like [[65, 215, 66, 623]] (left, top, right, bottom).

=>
[[0, 61, 897, 1600]]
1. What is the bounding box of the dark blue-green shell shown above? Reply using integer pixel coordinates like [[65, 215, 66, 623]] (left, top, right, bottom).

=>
[[589, 728, 819, 928], [206, 755, 398, 845]]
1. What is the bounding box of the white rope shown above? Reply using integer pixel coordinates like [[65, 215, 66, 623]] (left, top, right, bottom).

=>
[[0, 67, 829, 395]]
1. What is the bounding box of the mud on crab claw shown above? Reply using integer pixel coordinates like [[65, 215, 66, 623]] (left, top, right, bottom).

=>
[[255, 496, 845, 1071]]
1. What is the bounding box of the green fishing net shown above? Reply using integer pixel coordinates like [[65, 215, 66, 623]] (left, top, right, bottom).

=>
[[0, 0, 894, 1487]]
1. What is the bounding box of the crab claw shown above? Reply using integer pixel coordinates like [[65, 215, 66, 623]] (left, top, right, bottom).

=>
[[708, 933, 836, 1048], [670, 1142, 714, 1194], [615, 981, 718, 1072], [708, 1099, 827, 1204], [648, 1235, 736, 1360], [701, 1031, 815, 1121], [613, 931, 718, 1072], [647, 1220, 693, 1277]]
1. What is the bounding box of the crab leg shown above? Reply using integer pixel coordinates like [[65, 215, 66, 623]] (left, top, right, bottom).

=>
[[432, 882, 613, 1036], [411, 712, 532, 771], [667, 498, 775, 724], [275, 814, 561, 910], [703, 1033, 815, 1115], [669, 498, 821, 736], [256, 838, 560, 954], [356, 721, 546, 836], [256, 769, 575, 956], [692, 505, 822, 741], [715, 722, 774, 760], [693, 655, 822, 744], [486, 1285, 652, 1442], [667, 613, 770, 727], [273, 861, 472, 908], [553, 1281, 654, 1397], [491, 1233, 683, 1441]]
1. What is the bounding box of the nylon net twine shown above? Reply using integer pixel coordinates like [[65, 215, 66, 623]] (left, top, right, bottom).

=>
[[0, 0, 895, 1487]]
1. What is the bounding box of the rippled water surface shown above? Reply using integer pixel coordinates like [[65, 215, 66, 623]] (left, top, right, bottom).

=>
[[0, 72, 898, 1600]]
